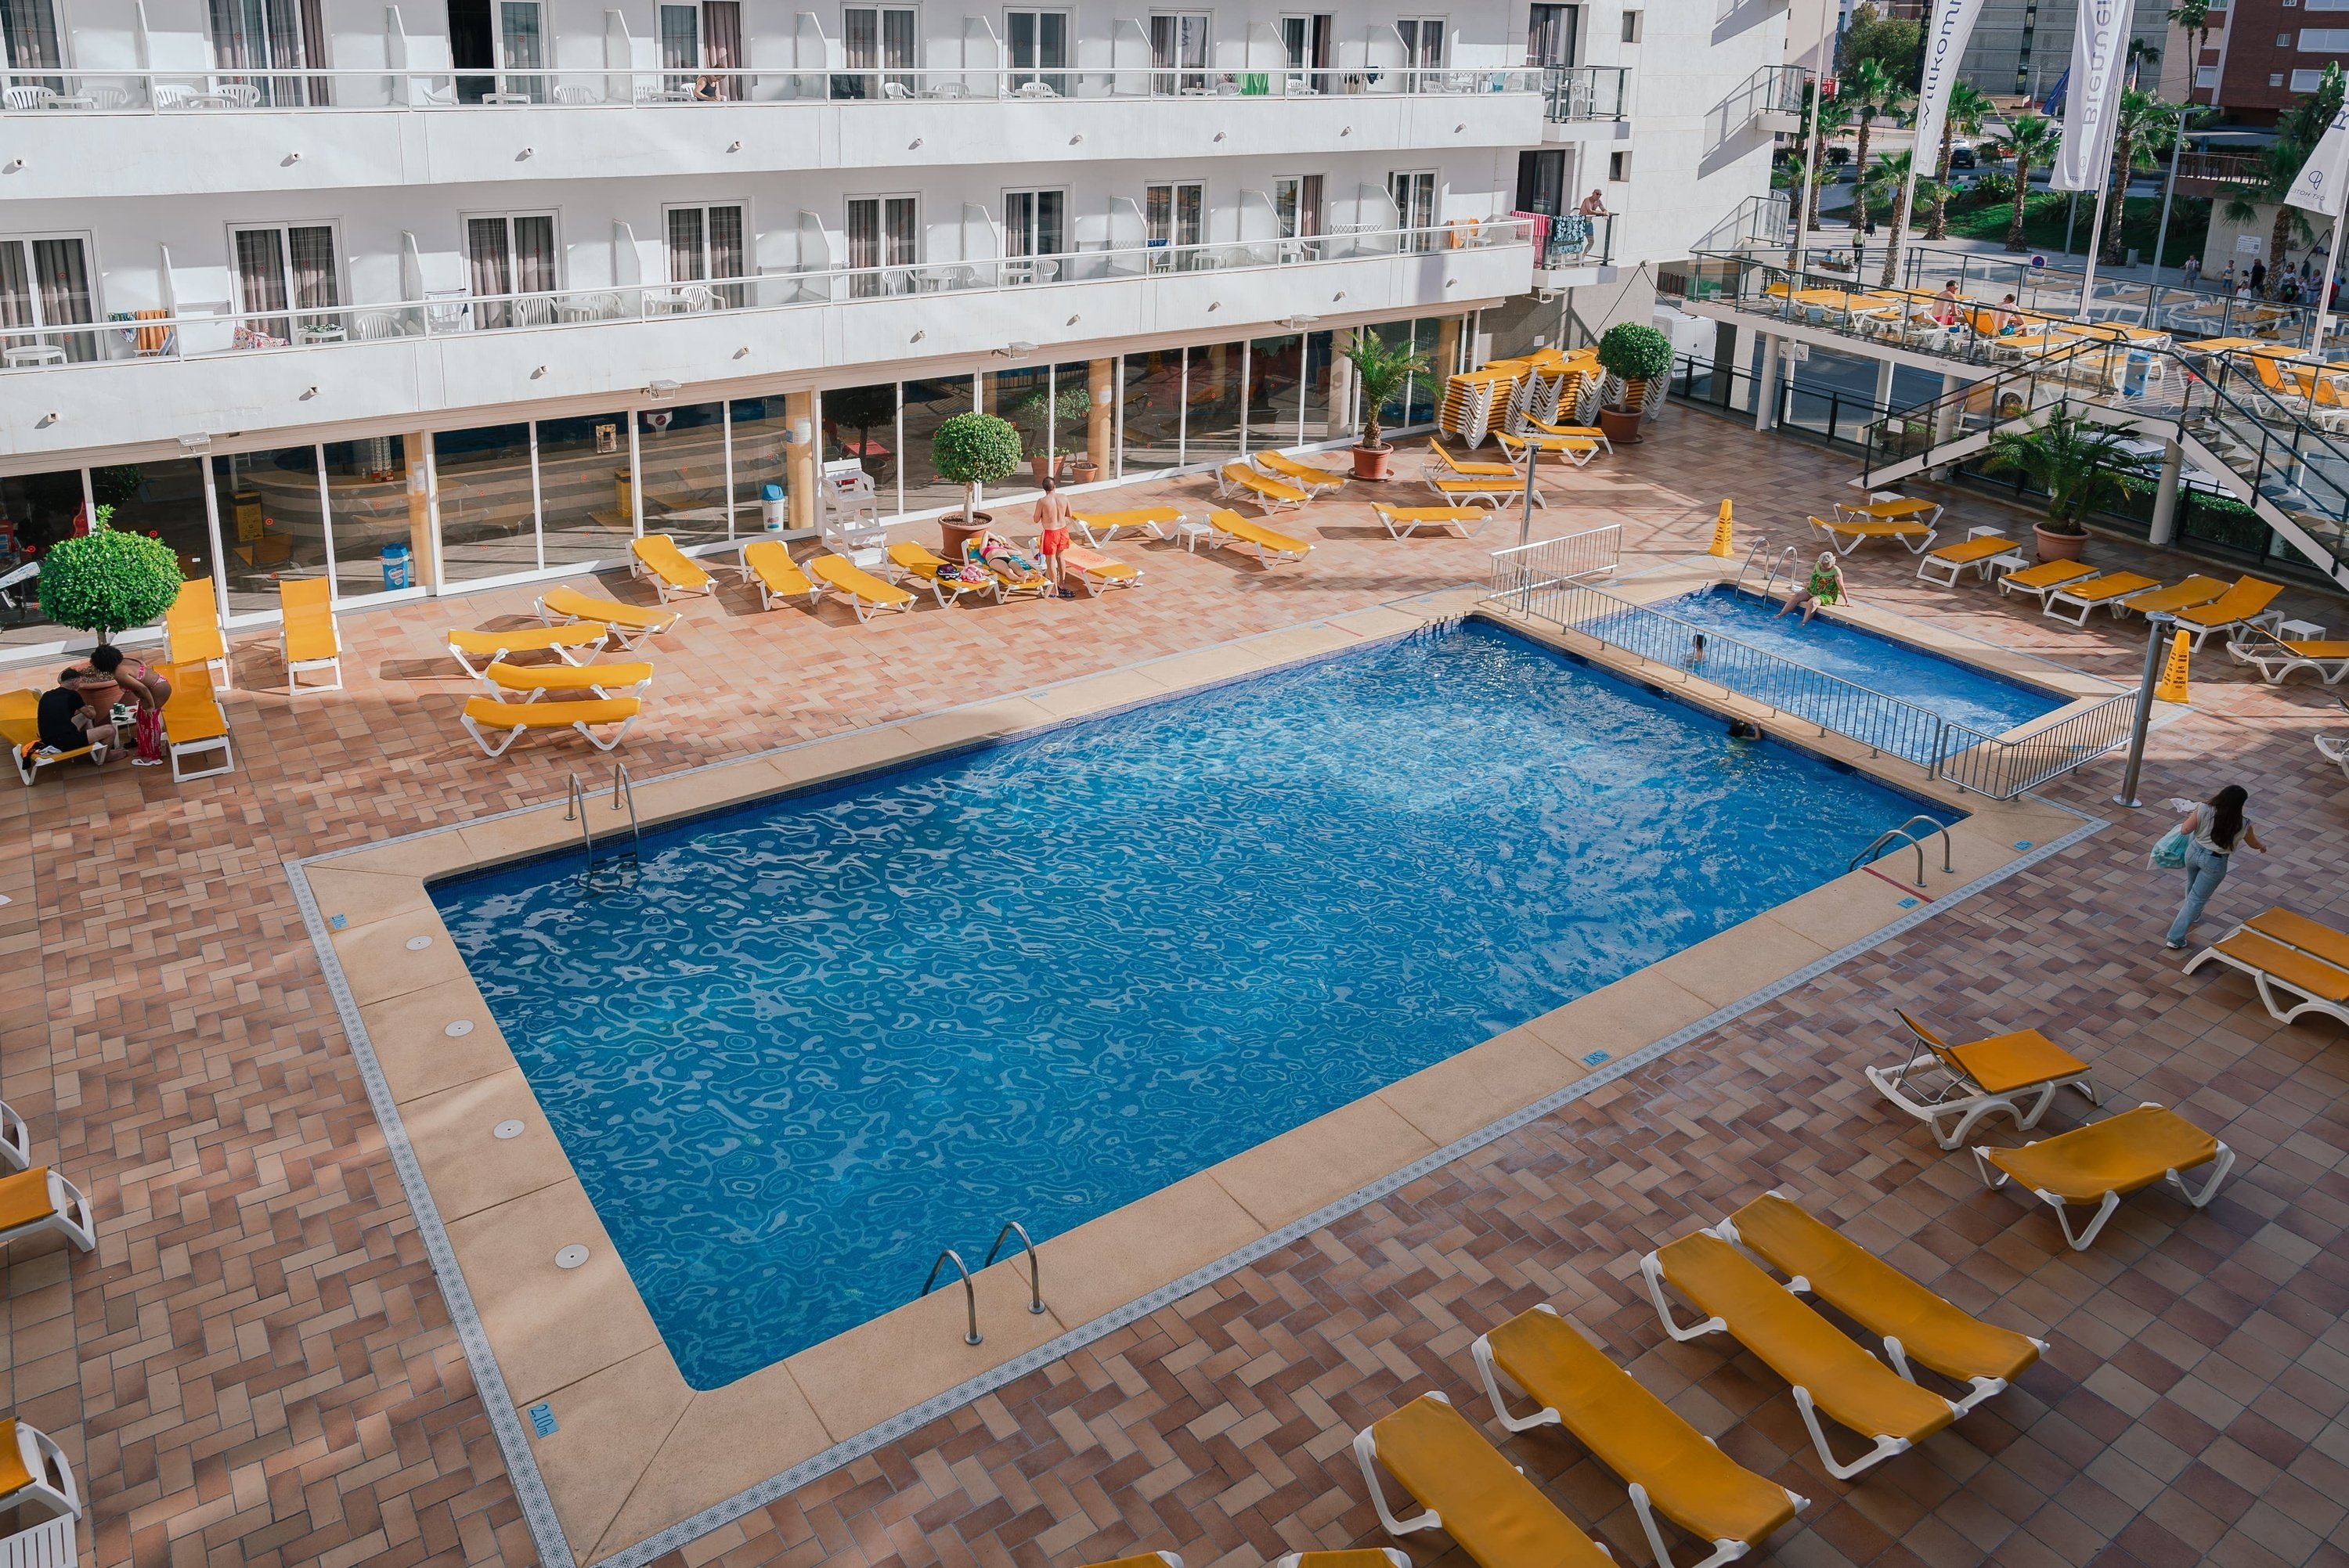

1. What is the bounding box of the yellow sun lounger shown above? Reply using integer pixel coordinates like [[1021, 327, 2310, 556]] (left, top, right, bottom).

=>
[[1204, 509, 1312, 565], [536, 586, 683, 649], [2120, 575, 2228, 618], [446, 624, 611, 677], [165, 576, 231, 690], [459, 695, 642, 758], [2041, 571, 2161, 626], [1060, 544, 1140, 596], [1717, 1192, 2045, 1410], [478, 659, 654, 702], [738, 539, 823, 611], [0, 1166, 95, 1254], [886, 542, 998, 607], [1972, 1103, 2235, 1250], [1429, 474, 1545, 510], [1916, 532, 2018, 587], [1070, 506, 1182, 546], [0, 690, 97, 786], [1428, 439, 1515, 478], [2172, 575, 2284, 651], [628, 533, 718, 602], [1217, 463, 1312, 514], [1996, 558, 2098, 607], [0, 1417, 83, 1523], [1493, 429, 1600, 467], [1868, 1007, 2102, 1148], [2185, 907, 2349, 1026], [1809, 515, 1938, 556], [280, 576, 342, 695], [1528, 416, 1612, 452], [1352, 1392, 1613, 1568], [1643, 1231, 1961, 1479], [1373, 504, 1492, 540], [155, 661, 236, 784], [1835, 495, 1943, 527], [810, 553, 917, 621], [2225, 626, 2349, 685], [1473, 1305, 1808, 1568], [1254, 450, 1350, 494]]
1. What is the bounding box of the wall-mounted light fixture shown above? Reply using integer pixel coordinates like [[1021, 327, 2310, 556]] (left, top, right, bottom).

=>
[[283, 150, 302, 165], [2, 158, 25, 173], [178, 433, 211, 452], [734, 345, 750, 358], [1066, 314, 1080, 326], [1213, 130, 1225, 141], [1332, 290, 1348, 301], [1207, 301, 1221, 312], [300, 385, 319, 399], [1281, 315, 1319, 328], [644, 378, 681, 399], [516, 146, 535, 160], [530, 364, 547, 378], [911, 329, 926, 342], [727, 139, 742, 152], [996, 341, 1037, 356], [909, 136, 922, 149], [1069, 133, 1082, 144], [35, 413, 57, 428]]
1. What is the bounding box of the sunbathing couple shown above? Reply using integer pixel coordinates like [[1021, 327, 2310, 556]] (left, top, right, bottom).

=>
[[35, 646, 171, 765]]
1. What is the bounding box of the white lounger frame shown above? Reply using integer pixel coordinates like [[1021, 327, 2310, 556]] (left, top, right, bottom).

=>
[[0, 1419, 83, 1523], [2183, 930, 2349, 1027], [1073, 513, 1176, 546], [2318, 730, 2349, 784], [735, 553, 826, 612], [533, 594, 677, 650], [2041, 579, 2153, 627], [1810, 517, 1939, 557], [1203, 518, 1311, 565], [478, 665, 654, 704], [1350, 1392, 1613, 1557], [1251, 454, 1348, 496], [459, 706, 641, 759], [1914, 527, 2012, 588], [1639, 1237, 1961, 1481], [445, 628, 608, 679], [630, 544, 720, 603], [1427, 477, 1545, 510], [0, 1099, 27, 1173], [1970, 1102, 2237, 1250], [281, 621, 343, 697], [1373, 505, 1492, 541], [2226, 627, 2349, 686], [1273, 1553, 1404, 1568], [1996, 569, 2095, 611], [1865, 1017, 2102, 1150], [1214, 465, 1310, 514], [1494, 430, 1599, 468], [0, 1169, 96, 1255], [1470, 1304, 1807, 1568], [167, 718, 236, 784], [1835, 493, 1944, 529]]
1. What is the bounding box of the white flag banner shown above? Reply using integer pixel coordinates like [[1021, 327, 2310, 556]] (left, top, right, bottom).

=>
[[1911, 0, 1988, 177], [2287, 103, 2349, 214], [2049, 0, 2130, 192]]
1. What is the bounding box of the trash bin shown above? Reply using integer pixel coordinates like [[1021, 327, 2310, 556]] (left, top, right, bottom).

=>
[[615, 467, 633, 518], [760, 481, 786, 532], [381, 542, 411, 589]]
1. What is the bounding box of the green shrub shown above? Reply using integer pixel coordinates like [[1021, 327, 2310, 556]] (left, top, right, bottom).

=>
[[931, 412, 1023, 522], [38, 508, 183, 643], [1596, 323, 1674, 390]]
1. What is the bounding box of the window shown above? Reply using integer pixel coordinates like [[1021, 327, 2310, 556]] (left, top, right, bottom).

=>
[[1620, 8, 1640, 41], [1279, 14, 1332, 89], [1272, 175, 1323, 240], [0, 0, 63, 88], [846, 195, 917, 296], [446, 0, 545, 102], [231, 224, 341, 346], [666, 204, 746, 307], [839, 5, 915, 97], [2293, 67, 2327, 87], [1145, 180, 1204, 268], [662, 2, 743, 96], [1609, 150, 1631, 181], [1528, 3, 1575, 65], [0, 235, 96, 364], [209, 0, 330, 106], [2196, 63, 2220, 85], [465, 214, 557, 328], [2272, 71, 2287, 84], [1149, 13, 1210, 94], [1515, 149, 1565, 215], [1003, 190, 1066, 282], [1390, 169, 1437, 250], [1397, 17, 1444, 88], [1007, 9, 1068, 93], [2300, 28, 2349, 46]]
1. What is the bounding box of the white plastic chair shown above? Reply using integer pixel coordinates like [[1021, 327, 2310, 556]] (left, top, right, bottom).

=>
[[215, 82, 262, 106], [352, 312, 415, 341], [2, 85, 56, 110], [152, 82, 196, 108], [552, 83, 601, 103]]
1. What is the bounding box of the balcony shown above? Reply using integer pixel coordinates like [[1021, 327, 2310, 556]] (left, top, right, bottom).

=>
[[1530, 212, 1615, 287], [0, 62, 1548, 198], [0, 222, 1535, 460], [1542, 65, 1630, 143]]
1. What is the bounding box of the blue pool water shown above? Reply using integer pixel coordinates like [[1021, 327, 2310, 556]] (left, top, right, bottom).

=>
[[434, 621, 1949, 1388]]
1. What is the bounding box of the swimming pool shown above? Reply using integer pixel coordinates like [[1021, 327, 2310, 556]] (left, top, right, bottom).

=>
[[434, 621, 1950, 1388]]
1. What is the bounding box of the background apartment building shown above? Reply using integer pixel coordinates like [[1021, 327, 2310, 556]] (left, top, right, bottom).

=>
[[0, 0, 1779, 658], [1957, 0, 2168, 98]]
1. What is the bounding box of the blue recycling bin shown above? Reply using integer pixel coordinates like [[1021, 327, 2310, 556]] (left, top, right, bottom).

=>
[[381, 542, 411, 589]]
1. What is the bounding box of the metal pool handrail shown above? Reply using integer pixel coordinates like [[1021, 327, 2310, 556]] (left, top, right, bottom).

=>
[[984, 1220, 1047, 1316], [1851, 815, 1953, 888], [919, 1248, 983, 1345]]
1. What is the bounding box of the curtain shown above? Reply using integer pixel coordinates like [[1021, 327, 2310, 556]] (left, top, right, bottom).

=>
[[512, 215, 557, 295], [1298, 175, 1323, 238], [709, 206, 744, 305], [300, 0, 330, 103], [288, 226, 337, 338], [846, 200, 880, 296], [659, 2, 698, 90], [0, 0, 61, 77], [0, 244, 34, 347], [703, 2, 742, 96], [667, 207, 704, 281], [468, 217, 513, 329], [234, 229, 289, 344]]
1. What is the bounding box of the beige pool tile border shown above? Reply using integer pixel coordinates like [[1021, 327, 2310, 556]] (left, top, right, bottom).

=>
[[284, 588, 2109, 1568]]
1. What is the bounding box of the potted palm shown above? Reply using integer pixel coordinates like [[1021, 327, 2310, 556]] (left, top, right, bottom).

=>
[[1595, 322, 1674, 445], [1979, 410, 2156, 560], [1341, 331, 1429, 480], [932, 411, 1023, 560]]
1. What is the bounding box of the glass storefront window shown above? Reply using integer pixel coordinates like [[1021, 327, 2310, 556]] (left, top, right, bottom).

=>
[[728, 397, 797, 535], [1300, 330, 1335, 441], [1054, 361, 1102, 474], [821, 384, 900, 515], [103, 459, 214, 629], [1371, 319, 1418, 432], [982, 367, 1048, 493], [0, 469, 79, 644], [212, 446, 328, 615], [1246, 334, 1301, 452], [321, 438, 413, 602], [435, 424, 539, 582], [537, 414, 632, 569], [1185, 342, 1246, 464], [1407, 317, 1449, 426], [637, 402, 731, 546], [1120, 351, 1183, 473], [900, 377, 974, 515]]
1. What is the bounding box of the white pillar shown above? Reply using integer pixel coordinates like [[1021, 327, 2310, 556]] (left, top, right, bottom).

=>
[[1933, 373, 1963, 445], [1755, 335, 1781, 431], [2149, 438, 2184, 546], [1872, 355, 1896, 418]]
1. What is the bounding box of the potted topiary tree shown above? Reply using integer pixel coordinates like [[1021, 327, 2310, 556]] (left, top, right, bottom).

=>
[[1341, 331, 1430, 480], [1979, 410, 2156, 560], [1017, 384, 1093, 484], [37, 505, 184, 654], [1594, 322, 1674, 445], [932, 410, 1023, 560]]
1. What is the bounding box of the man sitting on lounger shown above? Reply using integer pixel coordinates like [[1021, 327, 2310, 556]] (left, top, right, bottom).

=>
[[36, 666, 116, 763], [1776, 552, 1846, 623]]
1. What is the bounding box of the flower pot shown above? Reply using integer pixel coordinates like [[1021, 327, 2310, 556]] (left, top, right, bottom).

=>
[[1070, 459, 1099, 485], [1030, 456, 1057, 485], [941, 512, 994, 562], [2033, 524, 2087, 561], [1351, 444, 1395, 481], [1597, 406, 1644, 445]]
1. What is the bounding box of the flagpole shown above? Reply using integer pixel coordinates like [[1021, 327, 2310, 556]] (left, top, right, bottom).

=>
[[2314, 214, 2347, 359], [2077, 157, 2113, 319]]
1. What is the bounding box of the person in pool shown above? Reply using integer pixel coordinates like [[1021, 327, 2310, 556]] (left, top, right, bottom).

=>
[[1727, 718, 1762, 741], [1686, 633, 1707, 667], [1776, 551, 1845, 624]]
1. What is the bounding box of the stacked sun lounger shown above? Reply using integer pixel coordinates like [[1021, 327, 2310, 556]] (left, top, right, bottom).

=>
[[0, 1104, 90, 1547], [1436, 366, 1520, 448]]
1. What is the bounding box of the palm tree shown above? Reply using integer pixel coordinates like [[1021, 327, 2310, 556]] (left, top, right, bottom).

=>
[[1806, 95, 1853, 230], [1998, 114, 2060, 254], [1842, 59, 1903, 214], [2168, 0, 2212, 77], [2099, 90, 2177, 264], [2224, 64, 2346, 296], [1867, 151, 1936, 287], [1980, 410, 2158, 537], [2125, 38, 2160, 90], [1926, 82, 1994, 240]]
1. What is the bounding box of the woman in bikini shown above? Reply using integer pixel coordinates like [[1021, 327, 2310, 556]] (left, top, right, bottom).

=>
[[1775, 551, 1846, 624]]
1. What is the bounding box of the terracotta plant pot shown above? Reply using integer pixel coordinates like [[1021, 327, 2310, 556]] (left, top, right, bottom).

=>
[[1597, 406, 1644, 445], [1030, 456, 1061, 485], [940, 512, 994, 562], [2033, 523, 2087, 561], [1352, 444, 1395, 481], [1070, 460, 1099, 484]]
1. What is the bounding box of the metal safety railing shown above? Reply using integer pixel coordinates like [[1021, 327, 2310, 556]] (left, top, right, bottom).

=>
[[1487, 522, 1622, 598], [1484, 576, 2135, 798]]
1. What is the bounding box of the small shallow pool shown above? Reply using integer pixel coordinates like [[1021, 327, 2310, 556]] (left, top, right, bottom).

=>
[[435, 620, 1950, 1387]]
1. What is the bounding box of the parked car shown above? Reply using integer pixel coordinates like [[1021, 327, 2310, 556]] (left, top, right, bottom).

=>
[[1948, 145, 1978, 170]]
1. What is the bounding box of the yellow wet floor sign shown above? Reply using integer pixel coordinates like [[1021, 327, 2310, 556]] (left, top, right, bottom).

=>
[[1708, 499, 1734, 557], [2155, 629, 2192, 704]]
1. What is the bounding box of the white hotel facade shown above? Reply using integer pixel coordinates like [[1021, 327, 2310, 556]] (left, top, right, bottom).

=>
[[0, 0, 1784, 652]]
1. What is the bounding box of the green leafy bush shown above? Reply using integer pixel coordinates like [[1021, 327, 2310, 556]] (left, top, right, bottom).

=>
[[1595, 323, 1674, 406], [931, 412, 1023, 522], [38, 509, 183, 643]]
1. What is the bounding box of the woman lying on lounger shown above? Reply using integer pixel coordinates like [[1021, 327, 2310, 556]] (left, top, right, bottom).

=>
[[1776, 552, 1846, 624]]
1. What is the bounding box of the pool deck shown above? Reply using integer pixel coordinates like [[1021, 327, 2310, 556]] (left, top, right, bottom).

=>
[[5, 413, 2349, 1568]]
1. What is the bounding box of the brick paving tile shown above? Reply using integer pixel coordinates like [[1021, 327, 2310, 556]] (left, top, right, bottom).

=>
[[4, 407, 2349, 1568]]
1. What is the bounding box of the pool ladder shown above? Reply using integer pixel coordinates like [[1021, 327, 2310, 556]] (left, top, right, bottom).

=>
[[1851, 815, 1954, 889], [1734, 541, 1802, 604], [919, 1220, 1047, 1346], [565, 764, 644, 886]]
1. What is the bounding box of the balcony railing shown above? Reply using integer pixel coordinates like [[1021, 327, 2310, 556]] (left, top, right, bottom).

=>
[[0, 220, 1534, 374], [0, 61, 1548, 112], [1543, 65, 1628, 121], [1534, 212, 1614, 269]]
